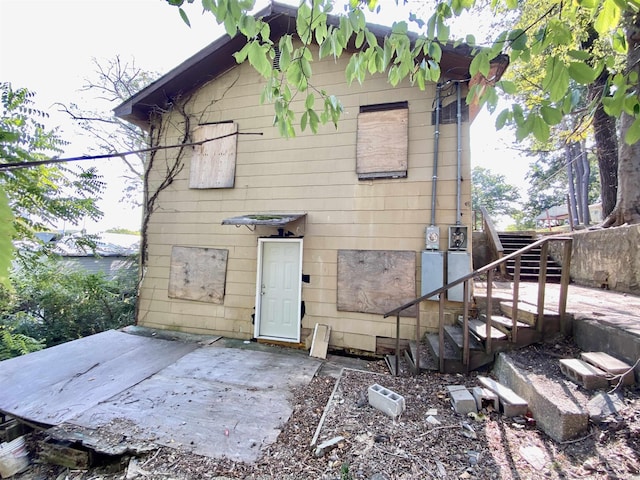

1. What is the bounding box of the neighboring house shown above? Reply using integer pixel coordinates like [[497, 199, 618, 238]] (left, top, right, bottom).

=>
[[535, 203, 603, 228], [115, 2, 507, 353], [52, 233, 139, 279]]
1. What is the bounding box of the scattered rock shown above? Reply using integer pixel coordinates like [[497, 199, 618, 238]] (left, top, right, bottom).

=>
[[587, 391, 626, 423], [519, 445, 546, 470]]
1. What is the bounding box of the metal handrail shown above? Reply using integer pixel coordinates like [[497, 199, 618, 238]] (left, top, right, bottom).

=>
[[384, 234, 573, 374]]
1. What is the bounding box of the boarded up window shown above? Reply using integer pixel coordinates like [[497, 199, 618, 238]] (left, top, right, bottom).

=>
[[168, 246, 228, 304], [337, 250, 416, 317], [189, 122, 238, 189], [356, 103, 408, 179]]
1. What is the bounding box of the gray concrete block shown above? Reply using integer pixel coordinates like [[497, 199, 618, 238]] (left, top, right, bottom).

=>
[[493, 353, 588, 442], [559, 358, 609, 390], [581, 351, 635, 386], [477, 375, 528, 417], [368, 384, 405, 419], [472, 386, 499, 411], [448, 388, 477, 415]]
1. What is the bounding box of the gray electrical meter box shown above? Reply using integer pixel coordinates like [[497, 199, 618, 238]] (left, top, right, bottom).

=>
[[425, 225, 440, 250]]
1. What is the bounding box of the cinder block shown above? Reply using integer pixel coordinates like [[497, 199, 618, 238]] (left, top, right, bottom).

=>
[[478, 376, 528, 417], [580, 352, 635, 386], [472, 386, 499, 411], [447, 387, 477, 415], [368, 384, 406, 419], [559, 359, 609, 390]]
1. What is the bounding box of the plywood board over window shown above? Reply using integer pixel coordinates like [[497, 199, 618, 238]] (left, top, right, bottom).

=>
[[189, 122, 238, 189], [168, 246, 228, 303], [356, 103, 408, 179], [337, 249, 417, 317]]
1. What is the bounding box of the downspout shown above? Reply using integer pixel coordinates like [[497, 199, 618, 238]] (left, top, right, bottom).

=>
[[456, 80, 462, 226], [431, 83, 443, 226]]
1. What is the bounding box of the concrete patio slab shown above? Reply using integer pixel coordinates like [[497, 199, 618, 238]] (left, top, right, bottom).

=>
[[0, 330, 322, 463]]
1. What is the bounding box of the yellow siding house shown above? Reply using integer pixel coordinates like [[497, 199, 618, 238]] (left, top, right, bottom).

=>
[[116, 2, 507, 355]]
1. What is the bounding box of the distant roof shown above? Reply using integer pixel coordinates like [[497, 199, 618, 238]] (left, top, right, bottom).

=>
[[535, 206, 569, 221], [115, 1, 506, 128], [53, 233, 140, 257]]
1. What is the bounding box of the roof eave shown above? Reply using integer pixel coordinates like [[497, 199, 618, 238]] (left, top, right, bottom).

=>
[[115, 1, 481, 128]]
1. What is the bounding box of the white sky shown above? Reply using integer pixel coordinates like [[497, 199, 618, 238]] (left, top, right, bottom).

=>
[[1, 0, 526, 233]]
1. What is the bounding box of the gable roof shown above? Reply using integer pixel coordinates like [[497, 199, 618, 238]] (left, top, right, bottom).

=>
[[115, 1, 504, 128]]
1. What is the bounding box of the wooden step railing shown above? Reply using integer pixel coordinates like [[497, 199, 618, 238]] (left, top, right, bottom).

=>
[[383, 234, 573, 375]]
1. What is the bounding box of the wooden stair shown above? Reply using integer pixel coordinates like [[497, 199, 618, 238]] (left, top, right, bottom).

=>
[[410, 298, 563, 374]]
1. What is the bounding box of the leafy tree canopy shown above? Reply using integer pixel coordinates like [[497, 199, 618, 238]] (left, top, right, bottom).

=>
[[471, 166, 521, 219], [164, 0, 640, 226], [0, 83, 105, 282]]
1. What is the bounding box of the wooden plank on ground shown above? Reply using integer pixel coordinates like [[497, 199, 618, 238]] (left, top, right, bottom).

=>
[[310, 324, 331, 359]]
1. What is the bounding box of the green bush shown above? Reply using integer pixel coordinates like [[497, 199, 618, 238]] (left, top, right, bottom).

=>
[[1, 258, 137, 352]]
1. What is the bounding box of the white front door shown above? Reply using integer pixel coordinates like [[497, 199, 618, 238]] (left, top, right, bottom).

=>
[[255, 238, 302, 342]]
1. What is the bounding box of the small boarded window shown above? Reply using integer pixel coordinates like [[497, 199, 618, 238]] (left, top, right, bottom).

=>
[[356, 102, 409, 180], [189, 122, 238, 189], [337, 249, 416, 317], [168, 246, 228, 304]]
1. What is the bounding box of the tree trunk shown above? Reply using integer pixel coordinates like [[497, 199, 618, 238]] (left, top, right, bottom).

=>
[[565, 144, 579, 225], [579, 142, 591, 225], [589, 72, 618, 219], [604, 10, 640, 226]]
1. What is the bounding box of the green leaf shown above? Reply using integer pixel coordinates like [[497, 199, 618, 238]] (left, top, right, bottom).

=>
[[495, 109, 511, 130], [567, 50, 591, 61], [428, 41, 442, 63], [247, 41, 272, 78], [540, 105, 563, 125], [568, 62, 599, 84], [625, 116, 640, 144], [308, 109, 320, 134], [305, 93, 315, 110], [470, 51, 490, 78], [542, 57, 570, 102], [595, 0, 622, 34], [612, 28, 627, 53], [355, 29, 365, 48], [300, 111, 308, 132], [178, 7, 191, 27], [499, 80, 517, 95], [531, 114, 550, 142], [508, 29, 527, 51]]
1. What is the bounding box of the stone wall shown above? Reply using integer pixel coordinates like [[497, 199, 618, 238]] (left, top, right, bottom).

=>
[[550, 225, 640, 294]]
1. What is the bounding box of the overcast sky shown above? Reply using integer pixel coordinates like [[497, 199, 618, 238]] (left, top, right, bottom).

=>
[[1, 0, 524, 232]]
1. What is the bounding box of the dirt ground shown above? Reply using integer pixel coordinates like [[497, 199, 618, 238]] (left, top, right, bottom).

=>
[[10, 342, 640, 480]]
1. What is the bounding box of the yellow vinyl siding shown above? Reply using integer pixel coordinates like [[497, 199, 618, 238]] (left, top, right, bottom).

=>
[[137, 44, 472, 352]]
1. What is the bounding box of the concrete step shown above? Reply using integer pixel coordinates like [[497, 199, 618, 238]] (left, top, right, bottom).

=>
[[580, 351, 635, 386], [492, 353, 589, 442], [559, 358, 610, 390]]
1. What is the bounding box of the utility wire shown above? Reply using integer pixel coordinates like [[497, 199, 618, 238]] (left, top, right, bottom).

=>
[[0, 131, 263, 171]]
